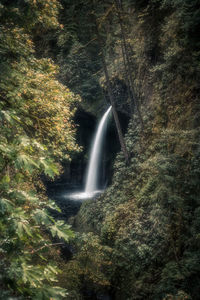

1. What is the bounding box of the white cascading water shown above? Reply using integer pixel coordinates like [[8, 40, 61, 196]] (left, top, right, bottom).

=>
[[85, 105, 112, 193], [68, 106, 112, 200]]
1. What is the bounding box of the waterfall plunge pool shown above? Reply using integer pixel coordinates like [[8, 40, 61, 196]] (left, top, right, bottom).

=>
[[46, 106, 112, 220], [63, 189, 103, 201]]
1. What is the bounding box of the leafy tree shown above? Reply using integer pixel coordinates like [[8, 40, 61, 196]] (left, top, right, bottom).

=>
[[0, 1, 80, 298], [58, 232, 113, 299], [57, 0, 103, 112]]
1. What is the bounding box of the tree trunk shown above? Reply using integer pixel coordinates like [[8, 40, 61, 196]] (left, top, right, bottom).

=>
[[120, 33, 134, 114], [115, 0, 144, 130], [95, 22, 129, 162]]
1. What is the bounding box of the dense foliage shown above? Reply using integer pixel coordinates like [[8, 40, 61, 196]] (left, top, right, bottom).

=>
[[0, 0, 80, 298], [1, 0, 200, 299]]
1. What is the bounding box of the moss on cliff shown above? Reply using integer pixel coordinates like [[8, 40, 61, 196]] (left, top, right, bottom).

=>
[[57, 0, 200, 299]]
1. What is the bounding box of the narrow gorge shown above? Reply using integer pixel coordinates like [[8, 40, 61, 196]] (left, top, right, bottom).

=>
[[0, 0, 200, 299]]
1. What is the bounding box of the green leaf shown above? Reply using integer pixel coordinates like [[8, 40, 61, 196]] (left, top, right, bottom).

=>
[[0, 175, 10, 183], [1, 110, 12, 123], [0, 197, 14, 213], [32, 285, 67, 300], [32, 209, 52, 226], [49, 220, 74, 241], [12, 190, 38, 204], [16, 220, 33, 238], [39, 158, 59, 178], [22, 263, 44, 287], [47, 200, 61, 212], [15, 154, 39, 172]]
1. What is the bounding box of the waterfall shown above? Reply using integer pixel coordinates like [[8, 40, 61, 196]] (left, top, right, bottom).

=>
[[67, 106, 112, 200], [85, 106, 112, 193]]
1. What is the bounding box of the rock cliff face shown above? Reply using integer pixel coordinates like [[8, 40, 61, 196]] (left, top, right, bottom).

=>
[[57, 1, 200, 299]]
